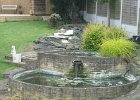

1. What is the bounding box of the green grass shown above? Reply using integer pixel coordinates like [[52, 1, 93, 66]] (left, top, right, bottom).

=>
[[0, 20, 56, 79]]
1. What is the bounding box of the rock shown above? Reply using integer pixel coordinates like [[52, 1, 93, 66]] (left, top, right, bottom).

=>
[[65, 44, 79, 50], [34, 24, 85, 52], [64, 30, 74, 36], [54, 32, 64, 36], [48, 36, 69, 39], [61, 39, 70, 44], [58, 28, 66, 33]]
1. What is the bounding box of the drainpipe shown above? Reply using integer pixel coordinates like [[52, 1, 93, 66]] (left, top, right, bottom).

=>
[[120, 0, 123, 28], [107, 2, 110, 26], [137, 0, 140, 35], [95, 1, 98, 23]]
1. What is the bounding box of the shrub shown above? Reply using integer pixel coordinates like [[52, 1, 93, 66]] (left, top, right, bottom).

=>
[[104, 27, 125, 40], [48, 13, 62, 27], [99, 39, 137, 59], [81, 24, 105, 51]]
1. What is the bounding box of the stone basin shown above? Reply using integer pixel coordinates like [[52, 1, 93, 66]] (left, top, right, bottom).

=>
[[9, 69, 139, 100]]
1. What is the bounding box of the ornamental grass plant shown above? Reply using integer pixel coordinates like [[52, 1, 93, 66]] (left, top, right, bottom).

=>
[[99, 39, 137, 58], [81, 24, 105, 51], [104, 27, 126, 40]]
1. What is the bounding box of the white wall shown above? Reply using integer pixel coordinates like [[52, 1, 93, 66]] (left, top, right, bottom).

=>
[[121, 24, 138, 36], [96, 16, 108, 25], [110, 19, 121, 28]]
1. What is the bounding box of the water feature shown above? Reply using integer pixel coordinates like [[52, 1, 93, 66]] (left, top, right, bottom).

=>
[[10, 59, 139, 100], [66, 60, 88, 78], [13, 61, 137, 87]]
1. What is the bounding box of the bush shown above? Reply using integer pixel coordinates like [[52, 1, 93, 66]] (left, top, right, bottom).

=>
[[81, 24, 105, 51], [99, 39, 137, 59], [104, 27, 125, 40], [48, 13, 62, 27]]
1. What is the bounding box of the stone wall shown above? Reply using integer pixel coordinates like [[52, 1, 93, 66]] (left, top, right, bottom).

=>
[[22, 59, 39, 69], [38, 51, 127, 74], [9, 74, 139, 100]]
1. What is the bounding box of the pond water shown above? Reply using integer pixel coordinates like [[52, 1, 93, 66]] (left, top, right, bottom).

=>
[[14, 69, 136, 87]]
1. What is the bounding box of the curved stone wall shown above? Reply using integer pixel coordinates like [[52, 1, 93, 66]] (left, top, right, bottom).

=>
[[38, 51, 126, 74], [9, 72, 139, 100]]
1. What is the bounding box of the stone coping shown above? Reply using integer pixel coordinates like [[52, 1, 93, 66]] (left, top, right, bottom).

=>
[[10, 69, 139, 88], [38, 50, 122, 72], [38, 50, 118, 59]]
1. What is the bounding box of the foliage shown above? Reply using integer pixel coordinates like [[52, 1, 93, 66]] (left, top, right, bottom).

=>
[[49, 0, 80, 23], [48, 13, 62, 27], [81, 24, 105, 51], [0, 21, 56, 80], [104, 27, 126, 40], [81, 23, 127, 51], [99, 39, 137, 59]]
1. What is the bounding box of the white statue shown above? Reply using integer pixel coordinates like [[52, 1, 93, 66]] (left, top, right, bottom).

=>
[[11, 46, 21, 63], [11, 46, 16, 55]]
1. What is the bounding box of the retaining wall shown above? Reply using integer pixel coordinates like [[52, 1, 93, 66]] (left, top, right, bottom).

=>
[[38, 51, 127, 74]]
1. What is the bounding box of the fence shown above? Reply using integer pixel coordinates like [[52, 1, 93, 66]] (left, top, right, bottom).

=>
[[0, 0, 53, 15]]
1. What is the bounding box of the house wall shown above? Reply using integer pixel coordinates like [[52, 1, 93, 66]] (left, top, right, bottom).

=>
[[0, 0, 53, 15], [0, 0, 30, 14], [30, 0, 46, 15], [82, 0, 139, 36], [45, 0, 53, 15]]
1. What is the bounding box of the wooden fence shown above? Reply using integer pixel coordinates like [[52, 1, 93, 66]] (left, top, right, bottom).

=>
[[0, 0, 53, 15], [0, 0, 30, 14]]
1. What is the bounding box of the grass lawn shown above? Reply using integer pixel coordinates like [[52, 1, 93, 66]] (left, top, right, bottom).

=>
[[0, 20, 56, 79]]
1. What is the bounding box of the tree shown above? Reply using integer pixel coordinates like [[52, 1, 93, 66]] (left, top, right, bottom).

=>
[[50, 0, 80, 23]]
